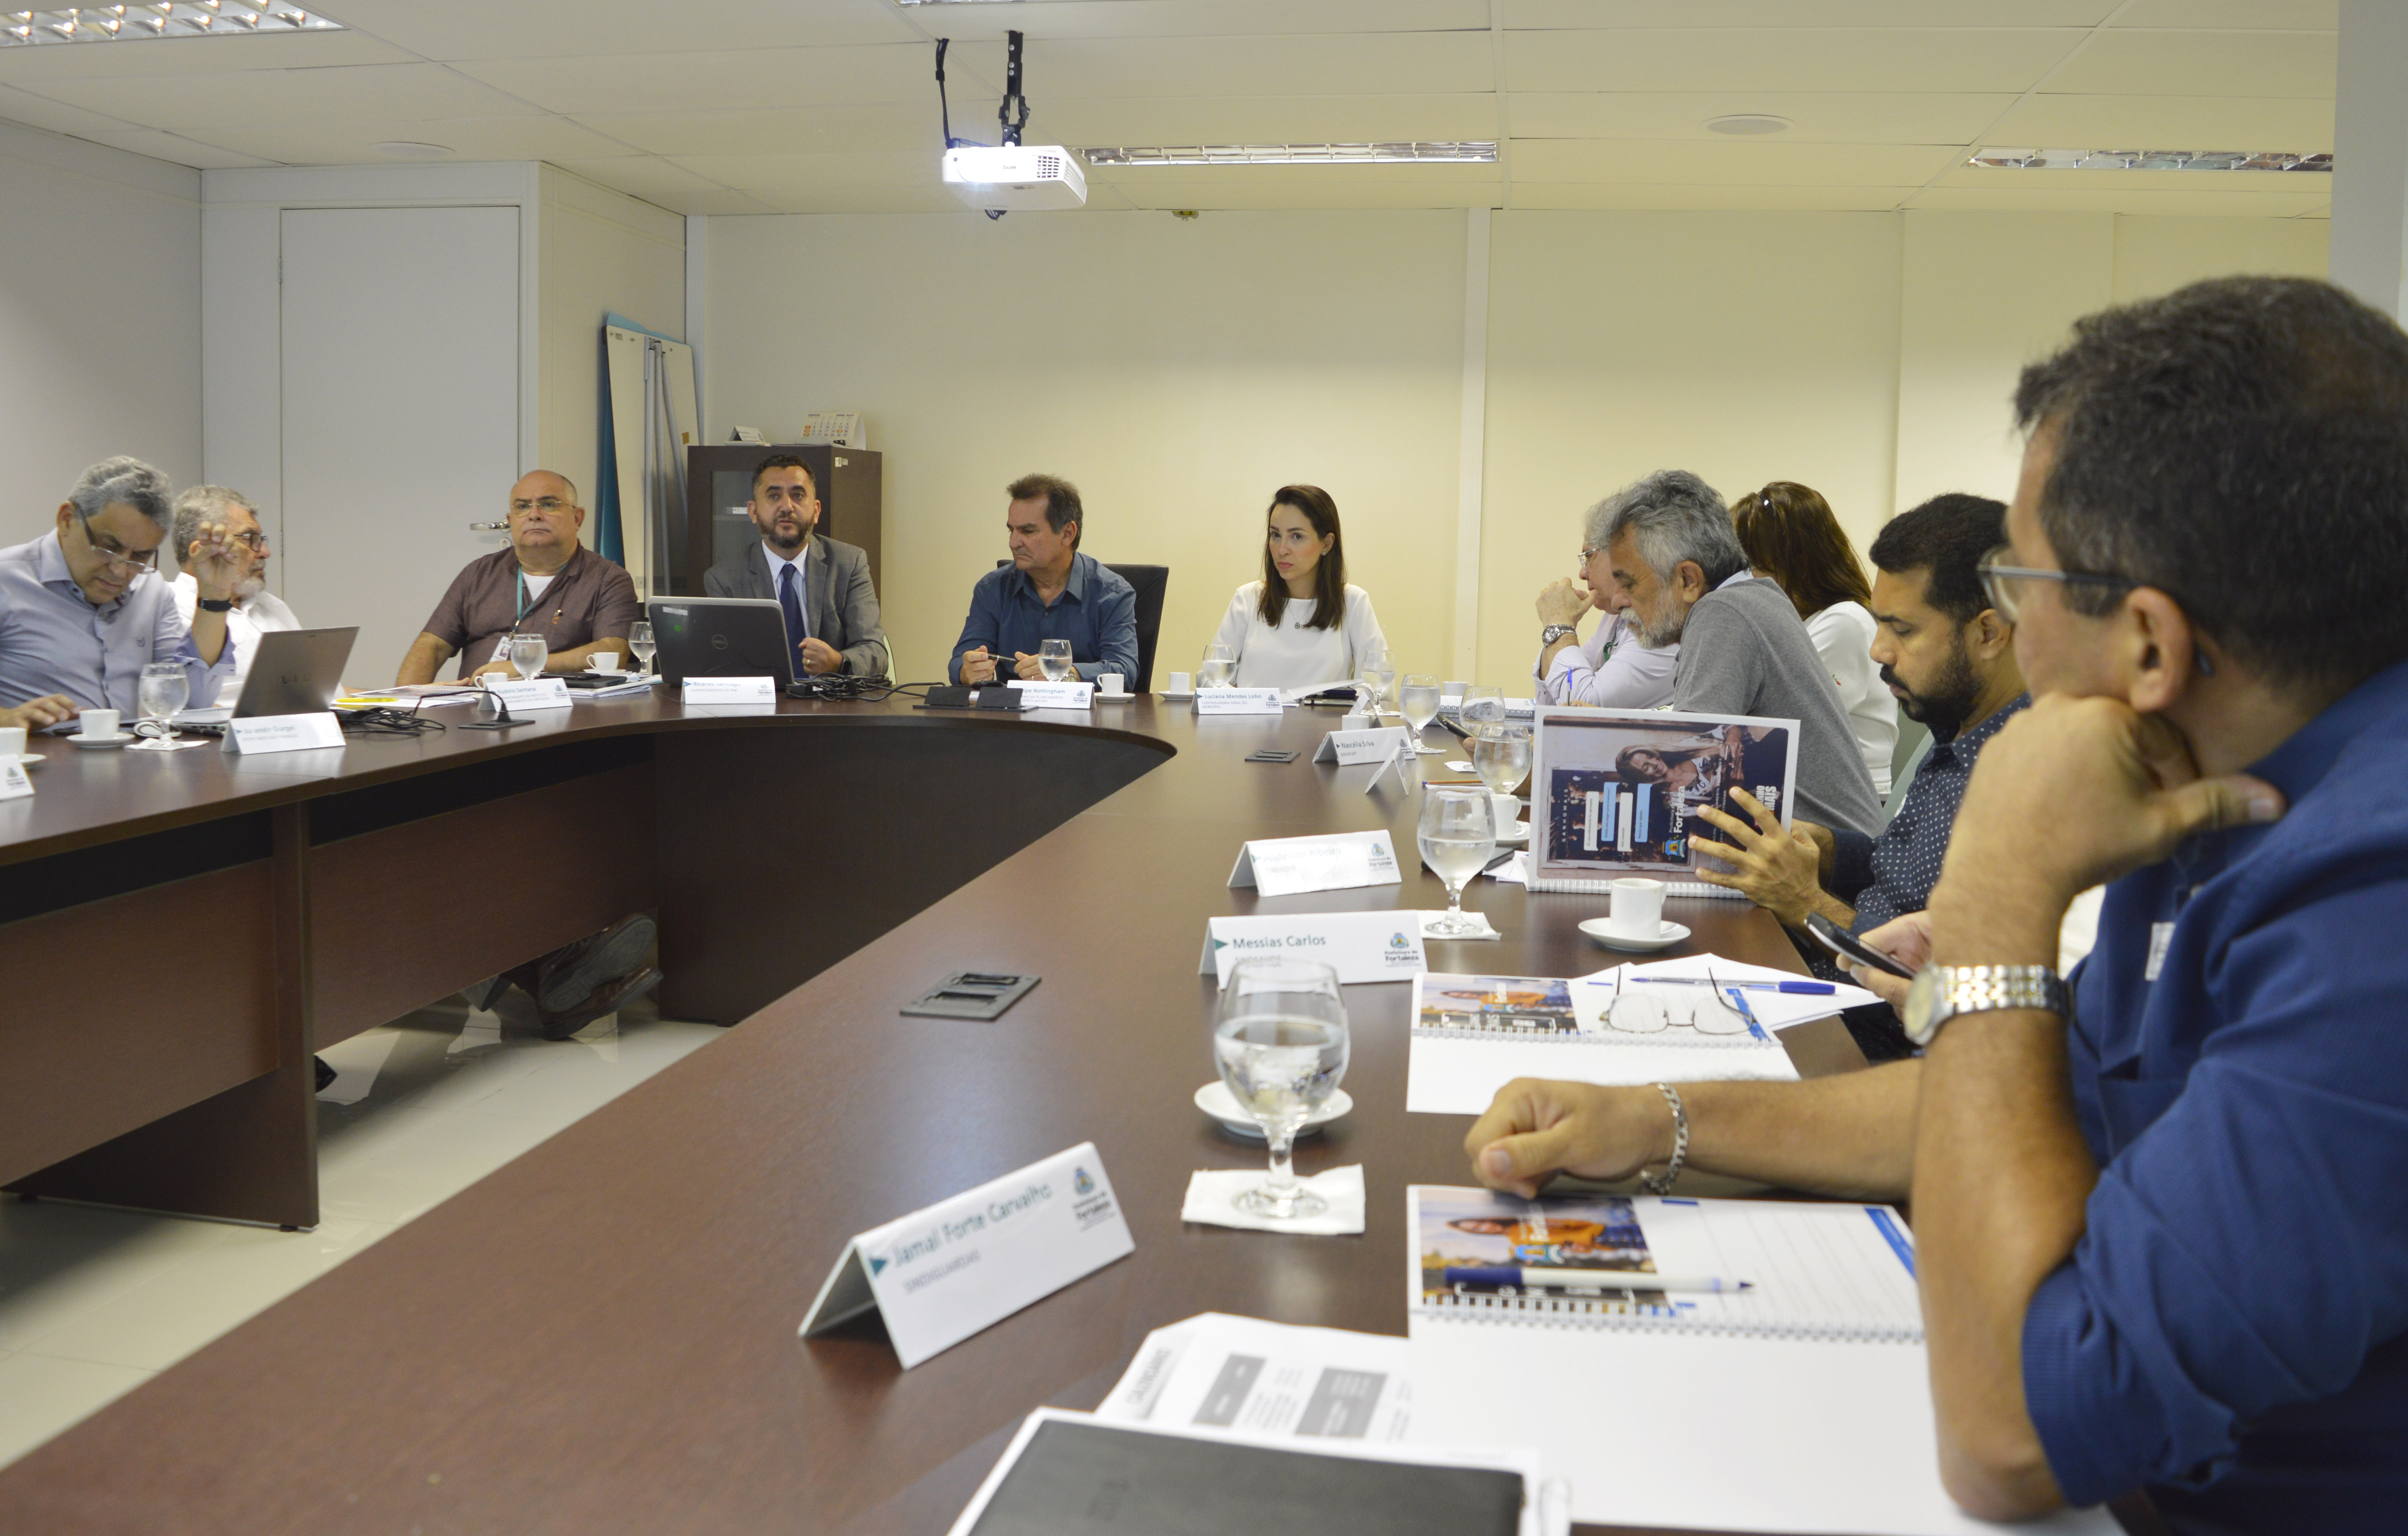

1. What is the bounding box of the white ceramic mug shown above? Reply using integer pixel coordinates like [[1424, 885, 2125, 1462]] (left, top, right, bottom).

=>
[[1167, 670, 1192, 695], [1491, 792, 1522, 830], [1608, 877, 1666, 939], [586, 654, 625, 675], [0, 725, 25, 759], [1096, 672, 1126, 696], [79, 709, 120, 740]]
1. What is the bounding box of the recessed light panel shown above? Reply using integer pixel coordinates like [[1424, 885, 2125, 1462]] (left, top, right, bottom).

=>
[[1082, 142, 1498, 167], [2, 4, 343, 45], [1969, 148, 2332, 173]]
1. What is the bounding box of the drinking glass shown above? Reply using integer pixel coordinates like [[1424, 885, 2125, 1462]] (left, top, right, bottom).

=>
[[1039, 638, 1075, 682], [1213, 957, 1350, 1220], [508, 631, 548, 683], [137, 661, 188, 740], [1473, 723, 1532, 797], [1399, 674, 1443, 753], [1460, 684, 1506, 731], [1198, 643, 1238, 690], [628, 621, 656, 678], [1360, 647, 1396, 717], [1418, 785, 1497, 937]]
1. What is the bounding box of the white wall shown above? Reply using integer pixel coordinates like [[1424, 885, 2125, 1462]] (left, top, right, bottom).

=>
[[538, 165, 688, 509], [707, 210, 1470, 686], [0, 122, 200, 541]]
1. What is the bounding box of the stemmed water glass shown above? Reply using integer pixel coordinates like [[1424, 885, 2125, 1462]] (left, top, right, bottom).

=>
[[627, 620, 656, 679], [1213, 957, 1350, 1220], [1039, 638, 1075, 682], [1357, 646, 1395, 718], [1399, 674, 1442, 753], [1199, 643, 1238, 690], [1460, 684, 1506, 732], [1473, 722, 1532, 798], [508, 631, 549, 684], [1418, 785, 1497, 937], [136, 661, 188, 741]]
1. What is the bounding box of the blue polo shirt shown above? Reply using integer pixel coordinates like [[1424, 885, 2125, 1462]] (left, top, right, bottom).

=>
[[2020, 654, 2408, 1531], [948, 553, 1138, 685]]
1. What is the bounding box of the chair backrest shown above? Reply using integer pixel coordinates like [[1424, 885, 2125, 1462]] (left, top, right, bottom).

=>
[[1105, 563, 1169, 692], [1882, 717, 1932, 825]]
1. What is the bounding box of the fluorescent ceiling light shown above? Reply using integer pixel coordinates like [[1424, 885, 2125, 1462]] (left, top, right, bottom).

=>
[[1083, 142, 1498, 167], [2, 4, 342, 45], [1969, 148, 2331, 172]]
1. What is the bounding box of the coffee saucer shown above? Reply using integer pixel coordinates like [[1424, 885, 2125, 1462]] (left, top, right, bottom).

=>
[[69, 732, 133, 750], [0, 752, 44, 769], [1578, 918, 1692, 954], [1194, 1081, 1353, 1140], [1495, 823, 1527, 844]]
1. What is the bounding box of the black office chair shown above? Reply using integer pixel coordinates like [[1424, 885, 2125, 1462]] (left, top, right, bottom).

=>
[[988, 558, 1170, 692]]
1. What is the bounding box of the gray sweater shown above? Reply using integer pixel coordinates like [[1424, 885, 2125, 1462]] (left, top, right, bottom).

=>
[[1673, 576, 1884, 838]]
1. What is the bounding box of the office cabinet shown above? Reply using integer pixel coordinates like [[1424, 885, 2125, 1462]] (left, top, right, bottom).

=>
[[677, 444, 883, 595]]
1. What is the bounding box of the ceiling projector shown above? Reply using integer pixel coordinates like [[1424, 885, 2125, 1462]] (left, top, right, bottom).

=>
[[942, 145, 1087, 210]]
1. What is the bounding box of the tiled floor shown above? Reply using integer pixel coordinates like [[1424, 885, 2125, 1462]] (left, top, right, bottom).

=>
[[0, 992, 721, 1470]]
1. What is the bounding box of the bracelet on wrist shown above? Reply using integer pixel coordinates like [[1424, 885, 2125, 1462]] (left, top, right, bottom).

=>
[[197, 597, 233, 613], [1639, 1082, 1688, 1195]]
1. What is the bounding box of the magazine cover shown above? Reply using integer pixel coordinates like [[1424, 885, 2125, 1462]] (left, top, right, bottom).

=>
[[1413, 1187, 1670, 1312], [1414, 974, 1579, 1037], [1528, 707, 1800, 881]]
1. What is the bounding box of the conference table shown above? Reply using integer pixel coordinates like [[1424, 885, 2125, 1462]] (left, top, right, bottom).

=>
[[0, 689, 1917, 1534]]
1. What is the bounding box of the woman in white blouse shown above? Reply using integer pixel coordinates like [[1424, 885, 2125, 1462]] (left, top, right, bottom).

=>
[[1731, 481, 1897, 796], [1207, 484, 1389, 691]]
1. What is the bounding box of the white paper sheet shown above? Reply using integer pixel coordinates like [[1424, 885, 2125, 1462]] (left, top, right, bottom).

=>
[[1100, 1313, 1414, 1441]]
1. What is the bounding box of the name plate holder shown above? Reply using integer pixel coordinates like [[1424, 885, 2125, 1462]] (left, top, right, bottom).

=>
[[1314, 725, 1409, 765], [221, 712, 345, 755], [1194, 688, 1284, 716], [1006, 680, 1095, 710], [0, 758, 31, 801], [1227, 829, 1402, 898], [482, 677, 574, 713], [801, 1142, 1134, 1368], [1199, 910, 1429, 985], [682, 676, 778, 706]]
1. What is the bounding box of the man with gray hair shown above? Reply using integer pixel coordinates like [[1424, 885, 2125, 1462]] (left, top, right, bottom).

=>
[[0, 456, 244, 729], [170, 485, 300, 694], [1598, 468, 1884, 837]]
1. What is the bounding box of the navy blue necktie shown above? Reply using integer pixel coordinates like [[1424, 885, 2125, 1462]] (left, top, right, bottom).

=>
[[777, 559, 809, 662]]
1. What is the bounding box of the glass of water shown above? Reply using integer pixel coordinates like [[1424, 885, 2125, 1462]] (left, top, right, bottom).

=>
[[1359, 646, 1396, 717], [1199, 643, 1238, 690], [137, 661, 188, 740], [1213, 956, 1350, 1220], [508, 631, 548, 683], [1460, 684, 1506, 731], [1418, 785, 1498, 937], [1039, 638, 1075, 682], [628, 621, 656, 678], [1399, 674, 1443, 752], [1473, 723, 1532, 797]]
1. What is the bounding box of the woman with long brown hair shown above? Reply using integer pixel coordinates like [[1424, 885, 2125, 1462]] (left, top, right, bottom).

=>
[[1730, 481, 1897, 794], [1207, 484, 1389, 690]]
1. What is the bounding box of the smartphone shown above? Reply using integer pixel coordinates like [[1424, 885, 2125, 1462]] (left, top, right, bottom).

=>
[[1804, 912, 1916, 980]]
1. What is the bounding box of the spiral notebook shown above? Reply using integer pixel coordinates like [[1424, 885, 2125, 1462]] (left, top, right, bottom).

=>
[[1525, 705, 1800, 898]]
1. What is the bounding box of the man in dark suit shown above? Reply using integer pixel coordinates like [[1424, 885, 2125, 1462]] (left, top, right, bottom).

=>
[[703, 453, 889, 678]]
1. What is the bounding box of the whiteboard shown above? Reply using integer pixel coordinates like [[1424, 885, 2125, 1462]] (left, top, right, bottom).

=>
[[280, 206, 520, 682], [605, 325, 696, 598]]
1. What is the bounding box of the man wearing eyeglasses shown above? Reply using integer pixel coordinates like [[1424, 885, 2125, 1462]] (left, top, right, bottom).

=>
[[168, 486, 300, 695], [395, 470, 638, 685], [0, 456, 244, 731], [1532, 533, 1677, 708]]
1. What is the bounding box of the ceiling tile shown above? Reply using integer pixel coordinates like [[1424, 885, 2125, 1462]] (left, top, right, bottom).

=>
[[908, 0, 1490, 42], [200, 114, 643, 163], [2043, 28, 2336, 97], [1909, 183, 2333, 215], [16, 62, 543, 130], [1508, 91, 2015, 143], [1989, 93, 2333, 149], [549, 156, 778, 215], [2109, 1, 2336, 28], [1082, 161, 1501, 186], [1940, 163, 2333, 195], [1510, 138, 1960, 184], [999, 32, 1496, 98], [0, 31, 416, 81], [313, 0, 917, 62], [0, 80, 135, 137], [570, 103, 936, 158], [68, 127, 281, 168], [452, 45, 952, 115], [1504, 1, 2115, 24], [1502, 28, 2086, 93], [1105, 182, 1499, 210], [1509, 181, 1918, 210], [665, 149, 939, 193], [1036, 93, 1498, 145]]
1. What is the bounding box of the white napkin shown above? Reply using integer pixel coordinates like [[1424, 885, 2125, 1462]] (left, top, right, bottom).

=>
[[127, 737, 209, 752], [1485, 851, 1528, 884], [1418, 910, 1501, 940], [1182, 1164, 1365, 1235]]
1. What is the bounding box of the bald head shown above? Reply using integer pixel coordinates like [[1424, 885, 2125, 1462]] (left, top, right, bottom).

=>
[[506, 469, 586, 573]]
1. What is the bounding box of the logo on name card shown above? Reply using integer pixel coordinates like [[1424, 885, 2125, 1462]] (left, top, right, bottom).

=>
[[1075, 1166, 1096, 1196], [1390, 931, 1411, 951]]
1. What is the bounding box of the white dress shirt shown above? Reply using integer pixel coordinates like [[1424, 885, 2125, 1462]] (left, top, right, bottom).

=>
[[1533, 612, 1678, 708], [1804, 599, 1896, 796], [1209, 582, 1387, 691], [172, 572, 302, 697]]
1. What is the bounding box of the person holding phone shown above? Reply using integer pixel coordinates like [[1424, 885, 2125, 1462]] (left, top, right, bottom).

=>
[[1204, 484, 1388, 691]]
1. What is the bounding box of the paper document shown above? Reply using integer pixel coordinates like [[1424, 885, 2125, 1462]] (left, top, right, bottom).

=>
[[1100, 1313, 1413, 1441]]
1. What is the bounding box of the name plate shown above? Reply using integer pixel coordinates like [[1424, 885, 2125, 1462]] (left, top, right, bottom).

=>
[[682, 675, 777, 705], [0, 759, 30, 801], [483, 677, 575, 712], [222, 712, 344, 755], [1199, 910, 1428, 985], [1228, 830, 1402, 898], [1007, 680, 1095, 710], [1194, 687, 1284, 716], [1314, 725, 1411, 765], [800, 1143, 1134, 1369]]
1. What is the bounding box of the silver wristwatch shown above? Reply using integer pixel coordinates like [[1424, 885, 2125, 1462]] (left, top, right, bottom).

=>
[[1902, 964, 2070, 1047], [1540, 624, 1579, 645]]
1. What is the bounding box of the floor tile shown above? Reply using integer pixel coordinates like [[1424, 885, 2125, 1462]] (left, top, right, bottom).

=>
[[0, 1202, 243, 1353], [0, 1352, 155, 1468]]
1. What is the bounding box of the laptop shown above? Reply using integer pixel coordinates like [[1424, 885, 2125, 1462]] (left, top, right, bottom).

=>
[[172, 625, 359, 733], [645, 597, 795, 687]]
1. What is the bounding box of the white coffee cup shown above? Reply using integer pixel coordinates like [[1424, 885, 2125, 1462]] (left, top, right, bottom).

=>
[[1608, 877, 1666, 939], [1491, 792, 1522, 830], [586, 654, 625, 675], [1096, 672, 1126, 696], [1340, 711, 1373, 731], [1167, 670, 1192, 695], [0, 725, 25, 759], [79, 709, 120, 740]]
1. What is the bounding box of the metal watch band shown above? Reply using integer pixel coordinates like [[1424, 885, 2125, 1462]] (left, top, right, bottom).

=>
[[1541, 624, 1578, 645], [1943, 965, 2067, 1015]]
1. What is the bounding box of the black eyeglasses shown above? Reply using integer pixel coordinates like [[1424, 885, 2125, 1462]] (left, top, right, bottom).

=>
[[1974, 544, 2136, 623], [72, 509, 160, 574]]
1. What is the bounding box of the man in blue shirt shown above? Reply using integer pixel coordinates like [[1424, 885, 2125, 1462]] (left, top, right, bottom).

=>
[[950, 473, 1138, 686], [1461, 277, 2408, 1533]]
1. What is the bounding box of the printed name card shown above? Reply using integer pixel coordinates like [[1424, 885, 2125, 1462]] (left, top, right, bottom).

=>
[[1007, 680, 1095, 710], [0, 758, 31, 801], [1199, 910, 1429, 985], [221, 712, 344, 755], [483, 677, 575, 713], [1314, 725, 1411, 765], [1228, 830, 1402, 898], [800, 1142, 1134, 1369], [682, 676, 777, 706], [1194, 687, 1284, 716]]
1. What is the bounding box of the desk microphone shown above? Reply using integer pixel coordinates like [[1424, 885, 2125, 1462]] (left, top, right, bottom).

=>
[[460, 687, 518, 731]]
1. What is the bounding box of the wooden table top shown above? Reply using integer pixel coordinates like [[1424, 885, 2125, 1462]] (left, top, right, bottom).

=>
[[0, 694, 1859, 1535]]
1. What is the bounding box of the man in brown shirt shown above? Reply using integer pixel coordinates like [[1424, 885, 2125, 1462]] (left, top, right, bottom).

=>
[[396, 471, 639, 683]]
